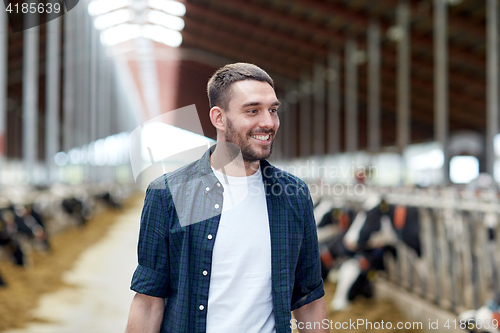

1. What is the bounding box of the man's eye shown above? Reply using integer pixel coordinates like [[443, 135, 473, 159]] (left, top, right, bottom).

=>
[[270, 109, 278, 113], [248, 109, 257, 114]]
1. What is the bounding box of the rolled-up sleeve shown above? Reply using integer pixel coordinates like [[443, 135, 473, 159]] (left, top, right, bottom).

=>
[[291, 185, 325, 311], [130, 180, 170, 298]]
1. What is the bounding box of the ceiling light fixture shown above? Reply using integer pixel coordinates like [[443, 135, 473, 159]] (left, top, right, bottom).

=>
[[147, 0, 186, 16], [88, 0, 132, 16]]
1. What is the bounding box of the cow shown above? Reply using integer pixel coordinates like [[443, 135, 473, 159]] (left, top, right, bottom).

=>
[[0, 208, 27, 267], [459, 292, 500, 333], [61, 197, 89, 226], [331, 194, 422, 311], [316, 207, 357, 280], [15, 205, 51, 251], [96, 192, 122, 209], [16, 204, 50, 252], [0, 202, 51, 269]]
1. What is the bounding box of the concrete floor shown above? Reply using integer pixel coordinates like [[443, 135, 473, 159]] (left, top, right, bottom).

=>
[[5, 206, 141, 333]]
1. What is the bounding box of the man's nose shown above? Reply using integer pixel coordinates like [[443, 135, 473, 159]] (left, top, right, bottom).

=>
[[258, 111, 276, 129]]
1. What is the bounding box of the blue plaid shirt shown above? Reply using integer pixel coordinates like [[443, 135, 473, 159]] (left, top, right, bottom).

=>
[[131, 147, 324, 333]]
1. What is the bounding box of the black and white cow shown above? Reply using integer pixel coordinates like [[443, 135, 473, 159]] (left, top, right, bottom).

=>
[[0, 203, 51, 269], [331, 194, 421, 311], [96, 192, 122, 210], [23, 204, 50, 251], [61, 197, 90, 226], [14, 204, 50, 253], [0, 208, 27, 267], [317, 207, 357, 280], [459, 292, 500, 333]]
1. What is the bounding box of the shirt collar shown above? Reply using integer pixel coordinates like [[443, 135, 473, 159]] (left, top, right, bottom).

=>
[[197, 145, 277, 186], [197, 145, 220, 191], [198, 144, 217, 176]]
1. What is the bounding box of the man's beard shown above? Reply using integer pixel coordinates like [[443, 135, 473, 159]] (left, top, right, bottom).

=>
[[225, 118, 274, 162]]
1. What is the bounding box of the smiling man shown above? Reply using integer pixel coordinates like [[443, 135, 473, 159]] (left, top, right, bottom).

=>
[[125, 63, 328, 333]]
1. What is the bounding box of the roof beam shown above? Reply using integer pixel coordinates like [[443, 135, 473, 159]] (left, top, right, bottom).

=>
[[182, 23, 485, 113], [287, 0, 485, 71], [357, 67, 485, 129], [186, 0, 486, 100], [181, 22, 486, 129], [182, 31, 300, 81], [184, 2, 324, 58], [199, 0, 485, 75], [373, 0, 485, 41], [183, 17, 314, 69], [381, 48, 485, 98]]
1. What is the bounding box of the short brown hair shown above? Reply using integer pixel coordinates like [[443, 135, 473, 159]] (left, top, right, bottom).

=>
[[207, 63, 274, 110]]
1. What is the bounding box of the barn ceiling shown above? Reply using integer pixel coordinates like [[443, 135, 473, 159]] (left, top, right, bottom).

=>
[[3, 0, 491, 157], [180, 0, 488, 149]]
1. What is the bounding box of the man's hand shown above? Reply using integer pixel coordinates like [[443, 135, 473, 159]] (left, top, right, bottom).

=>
[[292, 297, 330, 332], [125, 293, 165, 333]]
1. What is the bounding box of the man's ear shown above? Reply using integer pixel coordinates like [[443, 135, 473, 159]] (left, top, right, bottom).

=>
[[209, 106, 225, 132]]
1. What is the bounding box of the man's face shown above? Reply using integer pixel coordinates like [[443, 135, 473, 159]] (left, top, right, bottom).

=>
[[222, 80, 280, 162]]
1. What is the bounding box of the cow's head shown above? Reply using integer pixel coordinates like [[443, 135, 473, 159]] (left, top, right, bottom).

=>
[[343, 195, 398, 252]]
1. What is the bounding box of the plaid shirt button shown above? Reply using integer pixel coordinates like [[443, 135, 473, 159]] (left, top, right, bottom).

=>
[[203, 270, 208, 276], [216, 182, 221, 187], [207, 234, 213, 240], [199, 305, 205, 310], [205, 187, 210, 191], [214, 204, 220, 209]]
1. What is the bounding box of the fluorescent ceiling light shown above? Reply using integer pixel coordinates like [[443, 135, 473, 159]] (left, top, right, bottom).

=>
[[94, 9, 134, 30], [494, 160, 500, 183], [387, 26, 405, 42], [105, 136, 120, 166], [101, 23, 182, 47], [54, 152, 68, 167], [148, 0, 186, 16], [408, 149, 444, 171], [94, 139, 106, 166], [494, 133, 500, 157], [142, 24, 183, 47], [88, 0, 131, 16], [450, 155, 479, 184], [146, 9, 185, 31], [101, 24, 141, 46], [68, 147, 83, 164]]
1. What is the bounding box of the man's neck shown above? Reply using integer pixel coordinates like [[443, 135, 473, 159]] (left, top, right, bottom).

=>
[[210, 145, 260, 177]]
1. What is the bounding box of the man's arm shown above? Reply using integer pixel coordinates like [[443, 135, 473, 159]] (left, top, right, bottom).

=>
[[292, 297, 330, 333], [125, 293, 165, 333]]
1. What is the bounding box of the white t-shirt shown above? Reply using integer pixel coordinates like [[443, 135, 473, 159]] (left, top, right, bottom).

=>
[[206, 166, 276, 333]]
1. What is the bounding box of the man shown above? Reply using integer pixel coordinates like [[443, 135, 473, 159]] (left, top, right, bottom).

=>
[[125, 63, 329, 333]]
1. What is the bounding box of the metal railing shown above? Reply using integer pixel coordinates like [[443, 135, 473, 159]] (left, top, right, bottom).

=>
[[317, 186, 500, 314]]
